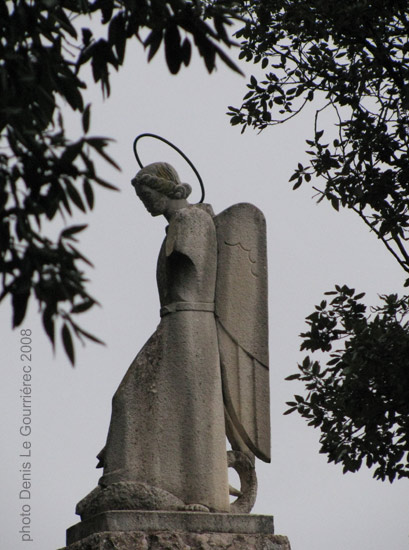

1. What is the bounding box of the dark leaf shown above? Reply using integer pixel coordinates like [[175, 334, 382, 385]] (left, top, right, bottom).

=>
[[108, 12, 126, 64], [12, 290, 30, 328], [145, 29, 163, 62], [83, 180, 94, 209], [87, 138, 120, 170], [164, 24, 182, 75], [82, 104, 91, 134], [285, 373, 301, 380], [62, 324, 75, 365], [81, 27, 93, 47], [331, 196, 339, 211], [71, 300, 94, 314], [75, 325, 105, 345], [181, 37, 192, 67], [293, 178, 302, 190], [61, 224, 88, 239], [42, 308, 55, 347], [58, 76, 84, 111], [100, 0, 114, 24], [65, 181, 86, 212], [214, 15, 230, 44], [94, 177, 119, 191]]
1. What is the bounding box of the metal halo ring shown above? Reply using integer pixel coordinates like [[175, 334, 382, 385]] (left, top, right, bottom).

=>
[[133, 133, 205, 204]]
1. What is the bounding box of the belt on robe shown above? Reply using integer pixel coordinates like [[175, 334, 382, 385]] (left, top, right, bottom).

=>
[[160, 301, 215, 317]]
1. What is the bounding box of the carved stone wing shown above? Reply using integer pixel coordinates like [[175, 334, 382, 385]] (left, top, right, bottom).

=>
[[214, 203, 270, 463]]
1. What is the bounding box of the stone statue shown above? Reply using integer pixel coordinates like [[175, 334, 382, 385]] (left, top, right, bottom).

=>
[[76, 162, 270, 519]]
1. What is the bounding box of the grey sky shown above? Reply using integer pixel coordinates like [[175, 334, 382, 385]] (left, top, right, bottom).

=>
[[1, 39, 407, 550]]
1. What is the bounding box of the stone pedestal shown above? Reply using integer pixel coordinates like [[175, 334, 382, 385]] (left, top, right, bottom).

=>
[[60, 511, 291, 550]]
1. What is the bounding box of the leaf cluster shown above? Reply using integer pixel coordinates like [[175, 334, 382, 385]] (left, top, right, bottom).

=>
[[77, 0, 242, 94], [229, 0, 409, 482], [0, 0, 240, 363], [229, 0, 409, 274], [286, 286, 409, 482]]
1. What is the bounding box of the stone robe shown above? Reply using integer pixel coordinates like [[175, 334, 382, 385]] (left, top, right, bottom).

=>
[[99, 205, 230, 512]]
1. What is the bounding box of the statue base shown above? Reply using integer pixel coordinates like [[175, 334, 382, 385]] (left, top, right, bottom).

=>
[[60, 511, 291, 550]]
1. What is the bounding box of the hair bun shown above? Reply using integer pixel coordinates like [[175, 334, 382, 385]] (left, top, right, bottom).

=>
[[171, 183, 192, 200], [133, 162, 192, 200]]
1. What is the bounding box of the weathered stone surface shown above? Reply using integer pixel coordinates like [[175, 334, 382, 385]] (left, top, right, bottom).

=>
[[215, 203, 270, 465], [62, 511, 291, 550], [73, 163, 272, 521], [60, 531, 291, 550], [91, 192, 231, 514], [227, 451, 257, 514], [76, 482, 187, 520], [61, 530, 290, 550], [66, 511, 275, 545]]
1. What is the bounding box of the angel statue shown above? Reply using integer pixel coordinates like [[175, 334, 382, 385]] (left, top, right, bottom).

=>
[[76, 160, 270, 519]]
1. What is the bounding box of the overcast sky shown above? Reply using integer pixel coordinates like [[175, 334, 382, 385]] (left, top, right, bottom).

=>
[[1, 32, 408, 550]]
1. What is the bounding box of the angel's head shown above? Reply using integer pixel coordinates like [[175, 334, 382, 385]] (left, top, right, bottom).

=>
[[131, 162, 191, 217]]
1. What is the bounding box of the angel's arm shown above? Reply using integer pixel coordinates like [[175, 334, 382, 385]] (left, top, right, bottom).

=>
[[165, 207, 213, 258]]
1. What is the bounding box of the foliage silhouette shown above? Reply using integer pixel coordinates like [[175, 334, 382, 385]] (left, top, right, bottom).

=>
[[229, 0, 409, 481], [0, 0, 239, 363]]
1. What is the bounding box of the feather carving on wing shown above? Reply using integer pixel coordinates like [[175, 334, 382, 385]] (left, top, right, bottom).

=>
[[214, 203, 271, 463]]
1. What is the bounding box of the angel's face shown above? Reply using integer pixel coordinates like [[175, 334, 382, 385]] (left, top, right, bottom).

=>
[[136, 184, 169, 217]]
